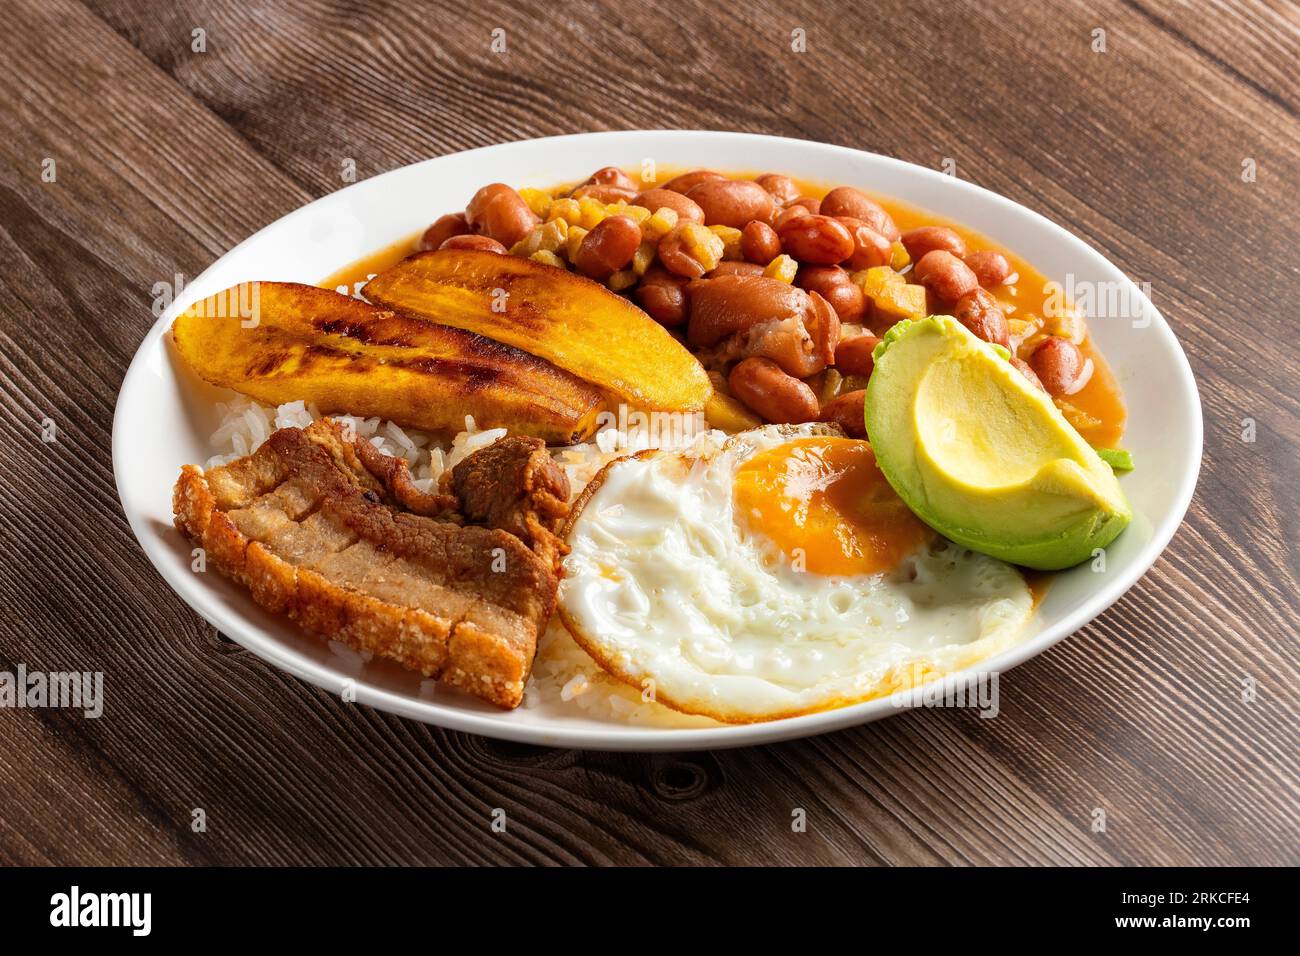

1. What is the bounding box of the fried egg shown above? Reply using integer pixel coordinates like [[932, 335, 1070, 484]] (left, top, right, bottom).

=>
[[557, 424, 1033, 723]]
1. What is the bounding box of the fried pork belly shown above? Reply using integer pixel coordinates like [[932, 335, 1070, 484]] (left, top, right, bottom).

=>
[[172, 419, 569, 708]]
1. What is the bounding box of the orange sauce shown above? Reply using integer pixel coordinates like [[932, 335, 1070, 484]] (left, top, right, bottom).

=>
[[319, 166, 1125, 448], [320, 234, 423, 295]]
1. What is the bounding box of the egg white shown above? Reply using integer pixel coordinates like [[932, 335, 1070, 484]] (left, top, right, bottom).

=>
[[558, 425, 1034, 723]]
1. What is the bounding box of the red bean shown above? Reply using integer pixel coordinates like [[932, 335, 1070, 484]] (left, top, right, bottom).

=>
[[836, 217, 892, 270], [901, 225, 966, 261], [574, 215, 641, 279], [1029, 337, 1093, 396], [953, 288, 1010, 347], [439, 234, 507, 254], [774, 204, 812, 230], [465, 183, 539, 247], [964, 250, 1013, 287], [634, 267, 689, 327], [913, 250, 979, 304], [820, 390, 867, 438], [729, 357, 821, 424], [708, 261, 765, 277], [685, 179, 776, 228], [754, 173, 800, 205], [570, 183, 638, 203], [660, 169, 725, 193], [634, 188, 705, 223], [740, 220, 781, 264], [833, 334, 880, 377], [585, 166, 637, 191], [778, 215, 855, 264], [797, 266, 866, 322], [419, 213, 470, 251], [819, 187, 899, 239]]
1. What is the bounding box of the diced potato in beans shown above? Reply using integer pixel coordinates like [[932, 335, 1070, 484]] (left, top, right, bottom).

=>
[[621, 204, 652, 225], [643, 207, 679, 241], [519, 187, 553, 218], [889, 241, 910, 271], [764, 254, 798, 283], [530, 249, 565, 269], [675, 223, 724, 273], [607, 269, 637, 292], [709, 225, 745, 261], [855, 266, 927, 321], [631, 242, 656, 276], [579, 197, 611, 229], [549, 197, 581, 225], [565, 225, 589, 262], [705, 390, 763, 433]]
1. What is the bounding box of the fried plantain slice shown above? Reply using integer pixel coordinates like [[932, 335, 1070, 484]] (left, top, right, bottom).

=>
[[171, 282, 605, 443], [364, 250, 712, 412]]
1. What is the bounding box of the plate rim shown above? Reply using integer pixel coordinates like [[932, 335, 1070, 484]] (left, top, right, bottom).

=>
[[112, 129, 1204, 751]]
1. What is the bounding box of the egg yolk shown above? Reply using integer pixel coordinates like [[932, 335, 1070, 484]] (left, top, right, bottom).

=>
[[733, 437, 934, 576]]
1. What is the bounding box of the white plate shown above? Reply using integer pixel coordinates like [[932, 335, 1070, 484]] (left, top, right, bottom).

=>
[[114, 130, 1201, 751]]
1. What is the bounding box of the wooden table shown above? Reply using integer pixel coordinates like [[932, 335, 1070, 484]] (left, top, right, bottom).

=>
[[0, 0, 1295, 866]]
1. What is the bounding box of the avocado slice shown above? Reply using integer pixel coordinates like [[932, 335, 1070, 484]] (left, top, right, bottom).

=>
[[864, 316, 1131, 570]]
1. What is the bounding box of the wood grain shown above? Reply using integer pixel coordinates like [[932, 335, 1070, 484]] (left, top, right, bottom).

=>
[[0, 0, 1296, 866]]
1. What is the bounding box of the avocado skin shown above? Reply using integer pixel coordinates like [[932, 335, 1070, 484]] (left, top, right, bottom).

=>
[[881, 483, 1130, 571], [865, 317, 1131, 571], [1095, 447, 1135, 472]]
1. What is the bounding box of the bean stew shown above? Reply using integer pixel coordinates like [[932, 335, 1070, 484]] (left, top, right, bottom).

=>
[[323, 167, 1127, 449]]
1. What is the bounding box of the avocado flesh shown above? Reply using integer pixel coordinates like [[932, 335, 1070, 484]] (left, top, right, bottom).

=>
[[865, 316, 1131, 571]]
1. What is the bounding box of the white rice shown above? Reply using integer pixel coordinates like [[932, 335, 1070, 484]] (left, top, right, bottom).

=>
[[204, 397, 512, 496], [201, 395, 719, 726]]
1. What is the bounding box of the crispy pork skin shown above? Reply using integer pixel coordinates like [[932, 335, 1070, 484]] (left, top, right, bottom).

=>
[[173, 419, 568, 708]]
